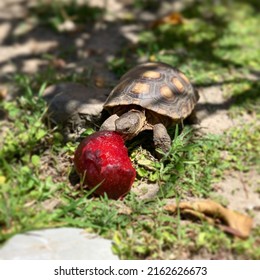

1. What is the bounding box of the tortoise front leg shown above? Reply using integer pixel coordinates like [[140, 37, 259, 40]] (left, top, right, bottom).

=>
[[100, 114, 119, 131], [153, 123, 171, 155], [185, 109, 200, 125]]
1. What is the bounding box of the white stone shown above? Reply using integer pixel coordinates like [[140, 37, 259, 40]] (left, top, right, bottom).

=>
[[0, 227, 118, 260]]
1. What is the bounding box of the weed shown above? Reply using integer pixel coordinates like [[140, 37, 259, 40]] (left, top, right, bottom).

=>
[[130, 126, 224, 199], [136, 0, 260, 85], [221, 122, 260, 172], [29, 0, 105, 32], [232, 226, 260, 259], [195, 224, 232, 254], [108, 57, 130, 79], [224, 80, 260, 115]]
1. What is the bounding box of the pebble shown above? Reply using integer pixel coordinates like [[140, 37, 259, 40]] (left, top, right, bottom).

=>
[[133, 183, 159, 200]]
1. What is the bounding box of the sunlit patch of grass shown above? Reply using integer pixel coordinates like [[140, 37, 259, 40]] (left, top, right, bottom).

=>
[[232, 226, 260, 259], [223, 80, 260, 115], [221, 122, 260, 172], [135, 0, 260, 85], [112, 210, 260, 260], [131, 127, 225, 199], [0, 76, 48, 162]]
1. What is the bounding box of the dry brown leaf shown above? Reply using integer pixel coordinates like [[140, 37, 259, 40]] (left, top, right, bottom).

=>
[[164, 199, 253, 239], [151, 12, 184, 28]]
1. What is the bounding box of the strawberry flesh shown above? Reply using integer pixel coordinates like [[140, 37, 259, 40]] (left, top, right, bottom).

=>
[[74, 131, 136, 199]]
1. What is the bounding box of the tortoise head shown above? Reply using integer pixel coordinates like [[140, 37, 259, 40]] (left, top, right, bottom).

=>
[[115, 109, 146, 140]]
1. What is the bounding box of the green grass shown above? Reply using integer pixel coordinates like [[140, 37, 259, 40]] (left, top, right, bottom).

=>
[[1, 0, 260, 259], [221, 122, 260, 172], [130, 127, 224, 199], [29, 0, 105, 32], [1, 79, 259, 258], [110, 0, 260, 83]]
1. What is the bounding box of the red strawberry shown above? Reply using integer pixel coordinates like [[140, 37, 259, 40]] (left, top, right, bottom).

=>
[[74, 131, 136, 199]]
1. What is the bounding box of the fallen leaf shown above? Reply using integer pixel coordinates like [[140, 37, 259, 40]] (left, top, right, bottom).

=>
[[164, 199, 253, 239], [151, 12, 184, 28]]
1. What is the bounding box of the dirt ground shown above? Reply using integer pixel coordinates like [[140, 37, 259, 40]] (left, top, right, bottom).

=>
[[1, 0, 259, 229]]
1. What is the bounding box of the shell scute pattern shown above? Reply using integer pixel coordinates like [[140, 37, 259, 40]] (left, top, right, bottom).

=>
[[104, 62, 199, 121]]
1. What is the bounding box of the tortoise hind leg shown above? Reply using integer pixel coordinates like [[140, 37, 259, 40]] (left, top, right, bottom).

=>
[[153, 123, 171, 156]]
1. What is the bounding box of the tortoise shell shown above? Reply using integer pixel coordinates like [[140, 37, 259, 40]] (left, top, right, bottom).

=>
[[104, 62, 199, 123]]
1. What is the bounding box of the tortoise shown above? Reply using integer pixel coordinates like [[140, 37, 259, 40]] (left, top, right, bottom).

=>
[[100, 62, 199, 153]]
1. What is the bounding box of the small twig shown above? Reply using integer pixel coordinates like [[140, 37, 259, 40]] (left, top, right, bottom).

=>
[[238, 171, 249, 199]]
